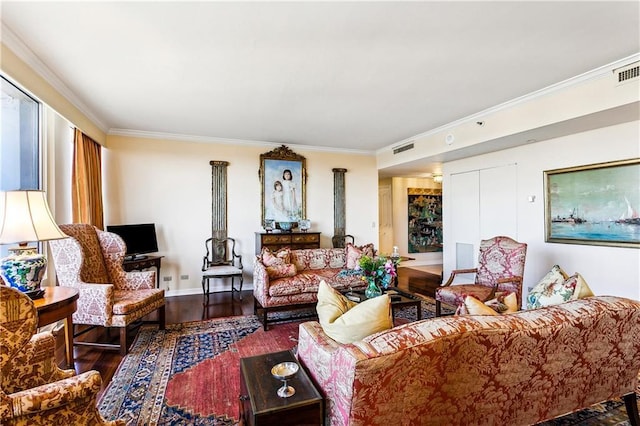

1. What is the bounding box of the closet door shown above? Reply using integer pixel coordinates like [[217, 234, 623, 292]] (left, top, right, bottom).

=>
[[479, 164, 517, 240]]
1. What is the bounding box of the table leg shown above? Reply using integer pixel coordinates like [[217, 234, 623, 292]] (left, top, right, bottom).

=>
[[64, 315, 75, 370]]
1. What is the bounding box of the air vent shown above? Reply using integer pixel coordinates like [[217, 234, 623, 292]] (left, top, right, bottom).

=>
[[393, 142, 414, 154], [614, 62, 639, 85]]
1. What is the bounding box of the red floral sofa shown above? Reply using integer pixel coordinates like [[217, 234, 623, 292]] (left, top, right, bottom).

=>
[[253, 245, 371, 329], [297, 296, 640, 426]]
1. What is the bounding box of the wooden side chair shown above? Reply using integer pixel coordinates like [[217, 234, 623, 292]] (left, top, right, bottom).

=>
[[332, 234, 355, 248], [435, 236, 527, 316], [202, 237, 244, 299]]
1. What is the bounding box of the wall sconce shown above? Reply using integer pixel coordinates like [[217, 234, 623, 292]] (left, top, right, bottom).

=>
[[432, 173, 443, 184]]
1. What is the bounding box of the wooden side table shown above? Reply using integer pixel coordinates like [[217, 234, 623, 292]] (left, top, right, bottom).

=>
[[33, 286, 79, 369], [240, 350, 323, 425]]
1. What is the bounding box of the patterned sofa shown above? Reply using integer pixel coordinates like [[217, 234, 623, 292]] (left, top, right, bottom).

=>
[[297, 296, 640, 426], [253, 247, 369, 329]]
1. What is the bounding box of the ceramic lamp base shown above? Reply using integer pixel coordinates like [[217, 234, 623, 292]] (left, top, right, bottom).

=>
[[0, 245, 47, 296]]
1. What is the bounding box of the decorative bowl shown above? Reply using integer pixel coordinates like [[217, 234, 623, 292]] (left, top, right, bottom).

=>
[[278, 221, 293, 232], [271, 361, 299, 380]]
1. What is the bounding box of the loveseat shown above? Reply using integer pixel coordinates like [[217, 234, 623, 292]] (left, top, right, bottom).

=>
[[253, 246, 370, 329], [297, 296, 640, 426]]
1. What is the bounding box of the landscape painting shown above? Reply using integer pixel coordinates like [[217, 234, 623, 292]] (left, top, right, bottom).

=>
[[544, 158, 640, 248]]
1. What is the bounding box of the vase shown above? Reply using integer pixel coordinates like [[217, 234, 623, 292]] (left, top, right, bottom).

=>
[[364, 278, 382, 298]]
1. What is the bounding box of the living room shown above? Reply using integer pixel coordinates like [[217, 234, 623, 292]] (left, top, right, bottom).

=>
[[1, 2, 640, 424]]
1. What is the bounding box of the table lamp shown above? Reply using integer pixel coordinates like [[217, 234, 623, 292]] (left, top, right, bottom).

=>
[[0, 190, 68, 299]]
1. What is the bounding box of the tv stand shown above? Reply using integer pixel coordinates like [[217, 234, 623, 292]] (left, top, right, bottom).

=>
[[122, 255, 163, 288]]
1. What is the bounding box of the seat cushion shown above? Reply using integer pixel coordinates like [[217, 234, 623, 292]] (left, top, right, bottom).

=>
[[316, 280, 392, 344], [435, 284, 495, 308], [203, 265, 243, 277], [112, 289, 165, 315]]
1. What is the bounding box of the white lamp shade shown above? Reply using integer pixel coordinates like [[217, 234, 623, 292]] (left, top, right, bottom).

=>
[[0, 190, 68, 244]]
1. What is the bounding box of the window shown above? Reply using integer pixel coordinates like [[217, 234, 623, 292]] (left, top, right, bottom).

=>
[[0, 76, 41, 258], [1, 75, 40, 191]]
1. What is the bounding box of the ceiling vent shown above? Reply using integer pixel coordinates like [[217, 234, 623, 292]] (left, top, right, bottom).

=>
[[393, 142, 414, 155], [614, 62, 639, 86]]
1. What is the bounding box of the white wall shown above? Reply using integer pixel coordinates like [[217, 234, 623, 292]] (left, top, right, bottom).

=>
[[103, 135, 379, 295], [443, 121, 640, 300]]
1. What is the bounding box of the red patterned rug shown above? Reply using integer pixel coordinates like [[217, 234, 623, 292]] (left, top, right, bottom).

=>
[[98, 316, 299, 425], [98, 311, 639, 425]]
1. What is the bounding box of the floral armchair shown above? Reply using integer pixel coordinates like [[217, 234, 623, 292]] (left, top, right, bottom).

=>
[[435, 236, 527, 316], [0, 285, 124, 425], [49, 224, 165, 355]]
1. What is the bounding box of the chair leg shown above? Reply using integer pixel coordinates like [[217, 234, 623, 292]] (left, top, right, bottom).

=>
[[158, 305, 166, 330], [435, 300, 442, 317], [202, 277, 207, 296], [238, 275, 244, 300], [623, 392, 639, 426], [119, 328, 128, 356]]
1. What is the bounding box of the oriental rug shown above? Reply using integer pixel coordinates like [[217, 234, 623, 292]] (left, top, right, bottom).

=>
[[98, 301, 639, 426]]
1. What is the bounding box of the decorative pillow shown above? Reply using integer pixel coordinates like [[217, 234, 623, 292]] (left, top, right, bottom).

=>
[[266, 263, 297, 279], [316, 280, 392, 344], [260, 247, 291, 267], [527, 265, 593, 309], [458, 292, 518, 316], [345, 243, 375, 269]]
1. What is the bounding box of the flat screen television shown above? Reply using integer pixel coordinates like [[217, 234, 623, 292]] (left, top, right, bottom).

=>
[[106, 223, 158, 260]]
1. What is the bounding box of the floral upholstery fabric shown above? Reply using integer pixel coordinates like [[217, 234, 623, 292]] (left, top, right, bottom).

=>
[[254, 248, 367, 310], [260, 247, 292, 266], [527, 265, 594, 309], [266, 263, 297, 279], [436, 236, 527, 310], [345, 243, 375, 269], [49, 224, 165, 329], [298, 296, 640, 426], [0, 286, 124, 426]]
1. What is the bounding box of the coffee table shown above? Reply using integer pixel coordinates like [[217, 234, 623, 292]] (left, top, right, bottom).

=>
[[239, 350, 323, 426], [344, 288, 422, 321]]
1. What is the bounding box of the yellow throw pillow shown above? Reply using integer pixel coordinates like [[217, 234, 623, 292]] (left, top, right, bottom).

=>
[[462, 295, 500, 316], [570, 273, 595, 300], [503, 292, 519, 313], [316, 280, 392, 344]]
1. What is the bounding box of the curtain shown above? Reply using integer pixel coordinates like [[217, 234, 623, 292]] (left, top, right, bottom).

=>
[[72, 128, 104, 229]]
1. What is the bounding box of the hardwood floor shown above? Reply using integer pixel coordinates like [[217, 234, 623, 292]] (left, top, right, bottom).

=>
[[52, 266, 440, 399]]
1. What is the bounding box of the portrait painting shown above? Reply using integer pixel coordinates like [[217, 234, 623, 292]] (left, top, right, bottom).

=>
[[260, 145, 306, 226]]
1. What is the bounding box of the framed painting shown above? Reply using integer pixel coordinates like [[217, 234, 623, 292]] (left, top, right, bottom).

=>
[[259, 145, 306, 227], [544, 158, 640, 248], [407, 188, 443, 253]]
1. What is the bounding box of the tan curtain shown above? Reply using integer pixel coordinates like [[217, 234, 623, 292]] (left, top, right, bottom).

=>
[[72, 128, 104, 229]]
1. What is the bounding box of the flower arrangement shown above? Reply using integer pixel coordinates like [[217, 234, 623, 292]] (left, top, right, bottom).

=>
[[357, 255, 398, 290]]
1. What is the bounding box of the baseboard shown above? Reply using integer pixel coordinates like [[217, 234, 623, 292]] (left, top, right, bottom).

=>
[[166, 282, 254, 298]]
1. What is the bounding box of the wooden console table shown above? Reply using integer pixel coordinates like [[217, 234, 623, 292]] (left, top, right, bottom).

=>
[[122, 255, 163, 288], [34, 286, 79, 369], [255, 232, 320, 255]]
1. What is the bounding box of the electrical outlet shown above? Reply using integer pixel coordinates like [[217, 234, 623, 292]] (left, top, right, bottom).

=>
[[163, 276, 172, 282], [180, 274, 189, 280]]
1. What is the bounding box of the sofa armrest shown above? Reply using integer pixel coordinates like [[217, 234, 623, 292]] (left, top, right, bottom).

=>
[[252, 257, 270, 306]]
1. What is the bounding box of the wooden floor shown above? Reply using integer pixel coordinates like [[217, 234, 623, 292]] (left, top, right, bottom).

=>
[[53, 266, 441, 399]]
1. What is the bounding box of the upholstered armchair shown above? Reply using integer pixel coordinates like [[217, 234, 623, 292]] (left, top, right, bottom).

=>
[[49, 224, 165, 355], [0, 285, 124, 426], [435, 236, 527, 316]]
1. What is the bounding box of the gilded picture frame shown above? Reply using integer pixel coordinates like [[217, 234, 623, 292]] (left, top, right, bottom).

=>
[[259, 145, 306, 228], [544, 158, 640, 248]]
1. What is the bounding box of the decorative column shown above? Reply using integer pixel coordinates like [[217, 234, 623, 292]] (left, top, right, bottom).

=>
[[210, 161, 229, 241], [333, 168, 347, 237]]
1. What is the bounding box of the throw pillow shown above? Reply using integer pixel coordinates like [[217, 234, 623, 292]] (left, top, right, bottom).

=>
[[527, 265, 594, 309], [266, 263, 297, 279], [316, 280, 392, 344], [458, 292, 518, 316], [261, 247, 291, 267], [345, 243, 375, 269]]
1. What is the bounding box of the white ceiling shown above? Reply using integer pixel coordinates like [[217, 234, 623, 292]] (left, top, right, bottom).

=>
[[1, 1, 639, 155]]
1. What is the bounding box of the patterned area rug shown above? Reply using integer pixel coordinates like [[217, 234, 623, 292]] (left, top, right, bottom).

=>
[[98, 300, 639, 425]]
